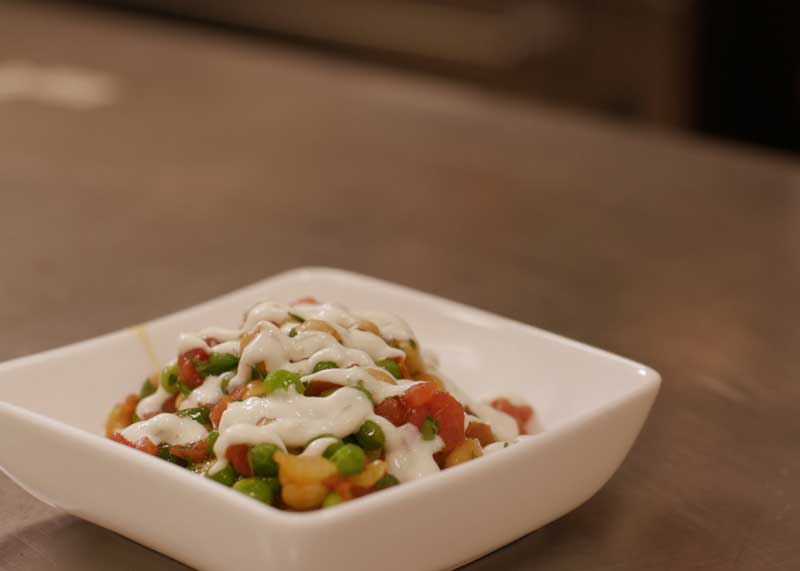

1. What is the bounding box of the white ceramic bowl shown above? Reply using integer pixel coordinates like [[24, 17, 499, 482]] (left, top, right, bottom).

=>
[[0, 267, 659, 571]]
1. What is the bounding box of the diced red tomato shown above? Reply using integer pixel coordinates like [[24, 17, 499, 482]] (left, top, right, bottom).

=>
[[428, 392, 465, 452], [210, 395, 233, 428], [335, 479, 354, 500], [178, 348, 209, 389], [374, 396, 407, 427], [465, 421, 495, 447], [161, 393, 178, 414], [204, 337, 220, 347], [351, 486, 374, 498], [402, 382, 437, 408], [322, 474, 344, 490], [405, 406, 428, 429], [109, 433, 158, 455], [305, 380, 341, 397], [135, 437, 159, 455], [170, 440, 209, 463], [490, 398, 533, 434], [226, 444, 252, 476]]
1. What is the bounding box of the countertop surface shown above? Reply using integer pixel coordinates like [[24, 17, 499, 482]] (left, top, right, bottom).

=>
[[1, 2, 799, 570]]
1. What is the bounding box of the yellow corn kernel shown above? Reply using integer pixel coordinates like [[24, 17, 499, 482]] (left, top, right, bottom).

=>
[[282, 482, 329, 511], [295, 319, 343, 343], [242, 380, 265, 399], [240, 326, 266, 376], [353, 320, 380, 335], [366, 367, 397, 385], [395, 339, 424, 375], [275, 451, 338, 485], [445, 438, 482, 468], [105, 394, 138, 437], [349, 460, 387, 488]]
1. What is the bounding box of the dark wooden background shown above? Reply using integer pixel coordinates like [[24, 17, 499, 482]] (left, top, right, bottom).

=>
[[1, 2, 799, 570]]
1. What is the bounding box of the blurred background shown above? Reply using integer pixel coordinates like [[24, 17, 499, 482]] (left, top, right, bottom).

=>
[[81, 0, 800, 153]]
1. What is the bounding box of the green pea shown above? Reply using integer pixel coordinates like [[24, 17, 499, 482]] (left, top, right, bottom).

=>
[[376, 359, 402, 379], [207, 464, 237, 487], [330, 443, 366, 476], [194, 353, 240, 377], [322, 439, 344, 459], [248, 443, 279, 477], [207, 430, 219, 455], [421, 416, 439, 441], [263, 369, 305, 395], [312, 361, 338, 373], [176, 407, 211, 426], [232, 477, 273, 504], [157, 443, 171, 461], [160, 365, 180, 393], [288, 328, 298, 338], [356, 420, 385, 451], [156, 443, 186, 467], [139, 378, 157, 399], [374, 474, 400, 490], [322, 492, 344, 509], [265, 476, 281, 498]]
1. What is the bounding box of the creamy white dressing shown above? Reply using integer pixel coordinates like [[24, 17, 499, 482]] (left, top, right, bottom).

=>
[[370, 415, 442, 483], [301, 436, 340, 456], [337, 328, 405, 362], [176, 332, 210, 354], [210, 388, 374, 473], [290, 302, 359, 328], [469, 402, 519, 441], [209, 340, 240, 356], [121, 413, 208, 446], [179, 373, 228, 410], [301, 367, 420, 403], [352, 310, 414, 341], [242, 301, 290, 330], [135, 384, 172, 419]]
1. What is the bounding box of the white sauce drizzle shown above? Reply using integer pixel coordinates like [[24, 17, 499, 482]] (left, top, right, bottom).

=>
[[469, 402, 519, 442], [352, 310, 414, 340], [301, 367, 420, 403], [135, 384, 172, 419], [179, 373, 228, 410], [301, 436, 340, 456], [123, 299, 530, 484], [210, 387, 373, 474], [121, 413, 208, 446], [370, 415, 442, 483]]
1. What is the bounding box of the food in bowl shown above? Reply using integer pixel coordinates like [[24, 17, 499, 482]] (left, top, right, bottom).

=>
[[107, 298, 533, 511]]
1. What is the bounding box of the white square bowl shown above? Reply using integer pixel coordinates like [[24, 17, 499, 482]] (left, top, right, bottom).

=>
[[0, 267, 659, 571]]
